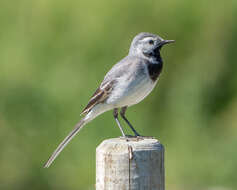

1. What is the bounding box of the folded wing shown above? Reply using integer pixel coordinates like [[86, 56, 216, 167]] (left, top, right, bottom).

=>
[[81, 80, 115, 115]]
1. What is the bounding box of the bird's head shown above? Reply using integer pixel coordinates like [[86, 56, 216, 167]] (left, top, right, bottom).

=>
[[129, 32, 174, 58]]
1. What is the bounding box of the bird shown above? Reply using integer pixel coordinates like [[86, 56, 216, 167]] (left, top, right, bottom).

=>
[[44, 32, 174, 168]]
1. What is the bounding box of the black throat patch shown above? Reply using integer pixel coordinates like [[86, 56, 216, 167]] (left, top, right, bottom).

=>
[[144, 50, 163, 81], [147, 62, 163, 81]]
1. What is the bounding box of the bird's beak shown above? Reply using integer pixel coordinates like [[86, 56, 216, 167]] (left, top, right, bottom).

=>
[[159, 40, 175, 47]]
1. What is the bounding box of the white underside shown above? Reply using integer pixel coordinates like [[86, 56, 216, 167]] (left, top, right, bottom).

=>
[[107, 76, 157, 107], [84, 66, 158, 121], [106, 63, 158, 107], [85, 77, 157, 122]]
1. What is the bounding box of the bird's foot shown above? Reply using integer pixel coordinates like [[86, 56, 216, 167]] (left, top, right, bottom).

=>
[[119, 135, 153, 141], [136, 135, 155, 139], [119, 135, 134, 141], [119, 135, 155, 142]]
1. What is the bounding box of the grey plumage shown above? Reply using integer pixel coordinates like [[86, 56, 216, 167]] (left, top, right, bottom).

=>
[[44, 32, 174, 168]]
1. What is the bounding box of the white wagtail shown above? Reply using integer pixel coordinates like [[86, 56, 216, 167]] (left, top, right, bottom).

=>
[[44, 32, 174, 168]]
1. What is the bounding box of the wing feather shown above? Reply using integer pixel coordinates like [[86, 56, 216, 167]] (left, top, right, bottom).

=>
[[80, 80, 115, 115], [81, 56, 139, 115]]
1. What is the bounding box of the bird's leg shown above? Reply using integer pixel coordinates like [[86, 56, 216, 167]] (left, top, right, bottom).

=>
[[120, 106, 141, 137], [113, 108, 126, 137]]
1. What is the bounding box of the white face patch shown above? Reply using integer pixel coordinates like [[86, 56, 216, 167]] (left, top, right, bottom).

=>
[[140, 36, 164, 45], [140, 37, 155, 43]]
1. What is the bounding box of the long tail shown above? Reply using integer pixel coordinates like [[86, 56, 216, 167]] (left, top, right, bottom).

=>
[[44, 118, 87, 168]]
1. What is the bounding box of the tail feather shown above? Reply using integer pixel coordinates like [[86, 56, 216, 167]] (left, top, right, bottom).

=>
[[44, 119, 86, 168]]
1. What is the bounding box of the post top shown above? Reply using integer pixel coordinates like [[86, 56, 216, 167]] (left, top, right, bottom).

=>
[[97, 137, 163, 153]]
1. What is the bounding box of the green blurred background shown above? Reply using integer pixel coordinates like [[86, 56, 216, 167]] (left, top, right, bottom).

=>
[[0, 0, 236, 189]]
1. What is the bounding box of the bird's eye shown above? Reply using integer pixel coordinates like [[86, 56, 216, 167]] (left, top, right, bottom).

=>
[[148, 40, 154, 45]]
